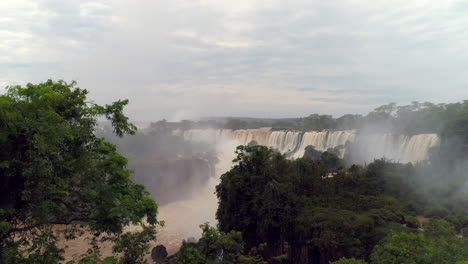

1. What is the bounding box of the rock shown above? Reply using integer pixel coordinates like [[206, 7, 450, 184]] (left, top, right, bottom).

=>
[[151, 245, 168, 262]]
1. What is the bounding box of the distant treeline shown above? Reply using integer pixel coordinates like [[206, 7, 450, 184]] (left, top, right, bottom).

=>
[[157, 101, 468, 136]]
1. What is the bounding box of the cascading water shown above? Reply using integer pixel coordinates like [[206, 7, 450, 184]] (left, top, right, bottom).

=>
[[402, 134, 441, 163], [182, 128, 440, 164], [292, 130, 356, 159], [266, 131, 302, 154], [348, 133, 441, 164]]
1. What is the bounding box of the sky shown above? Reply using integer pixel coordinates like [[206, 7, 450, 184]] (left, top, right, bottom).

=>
[[1, 0, 468, 121]]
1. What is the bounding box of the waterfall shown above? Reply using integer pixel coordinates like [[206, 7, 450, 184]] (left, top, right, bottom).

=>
[[272, 131, 302, 154], [402, 134, 440, 163], [180, 128, 440, 164], [350, 133, 409, 163], [347, 133, 441, 164], [290, 130, 356, 159], [232, 129, 271, 145], [292, 131, 329, 158]]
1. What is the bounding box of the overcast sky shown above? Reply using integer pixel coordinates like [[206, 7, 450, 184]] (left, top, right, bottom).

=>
[[1, 0, 468, 121]]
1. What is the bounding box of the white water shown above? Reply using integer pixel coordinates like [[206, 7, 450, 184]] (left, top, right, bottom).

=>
[[402, 134, 440, 163], [292, 130, 356, 159], [350, 133, 440, 163], [182, 129, 440, 164]]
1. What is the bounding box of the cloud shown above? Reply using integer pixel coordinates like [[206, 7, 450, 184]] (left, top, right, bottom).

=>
[[1, 0, 468, 120]]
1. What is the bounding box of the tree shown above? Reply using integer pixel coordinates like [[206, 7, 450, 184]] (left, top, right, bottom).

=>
[[225, 119, 248, 130], [370, 220, 467, 264], [370, 231, 428, 264], [330, 257, 368, 264], [112, 225, 156, 264], [300, 114, 336, 131], [216, 145, 288, 250], [216, 145, 412, 264], [149, 119, 170, 136], [0, 80, 158, 263], [175, 223, 267, 264], [302, 146, 322, 160]]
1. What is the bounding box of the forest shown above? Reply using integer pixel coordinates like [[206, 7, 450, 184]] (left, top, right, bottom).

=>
[[1, 80, 468, 264], [178, 101, 468, 137]]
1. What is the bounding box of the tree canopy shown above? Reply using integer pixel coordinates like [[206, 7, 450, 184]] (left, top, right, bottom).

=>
[[215, 145, 468, 264], [175, 223, 269, 264], [0, 80, 158, 263]]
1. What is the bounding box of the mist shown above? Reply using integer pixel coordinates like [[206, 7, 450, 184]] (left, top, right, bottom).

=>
[[99, 102, 467, 240], [97, 121, 242, 242]]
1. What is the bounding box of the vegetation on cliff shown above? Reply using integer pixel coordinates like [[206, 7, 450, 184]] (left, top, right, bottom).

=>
[[212, 145, 468, 264]]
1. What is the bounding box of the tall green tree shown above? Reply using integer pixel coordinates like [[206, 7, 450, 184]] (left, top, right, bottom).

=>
[[370, 220, 468, 264], [0, 80, 158, 263]]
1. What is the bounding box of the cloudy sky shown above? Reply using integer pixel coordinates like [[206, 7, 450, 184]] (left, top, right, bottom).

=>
[[1, 0, 468, 121]]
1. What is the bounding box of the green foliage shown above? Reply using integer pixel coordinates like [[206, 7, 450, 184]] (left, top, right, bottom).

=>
[[370, 220, 468, 264], [177, 247, 206, 264], [330, 257, 369, 264], [0, 80, 158, 263], [66, 255, 118, 264], [2, 227, 64, 264], [225, 119, 249, 130], [245, 101, 468, 135], [300, 114, 336, 131], [303, 145, 322, 160], [175, 223, 268, 264], [162, 100, 468, 136], [370, 232, 428, 264], [216, 144, 468, 264], [216, 145, 420, 264], [112, 225, 156, 264]]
